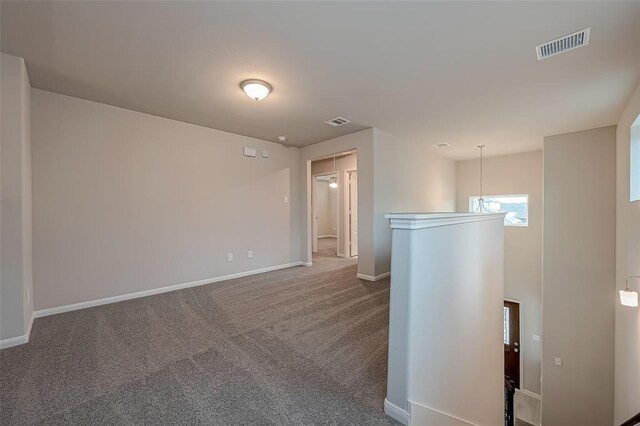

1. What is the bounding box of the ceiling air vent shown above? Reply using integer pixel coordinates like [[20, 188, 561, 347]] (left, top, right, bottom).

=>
[[324, 117, 351, 127], [434, 142, 450, 148], [536, 28, 590, 60]]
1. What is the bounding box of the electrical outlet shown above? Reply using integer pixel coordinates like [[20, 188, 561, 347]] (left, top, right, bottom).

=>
[[284, 196, 288, 204], [227, 252, 234, 262], [554, 357, 562, 366], [533, 334, 540, 342], [248, 250, 254, 259]]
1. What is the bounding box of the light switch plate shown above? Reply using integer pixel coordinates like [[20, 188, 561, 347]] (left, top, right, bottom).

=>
[[262, 150, 269, 158], [248, 250, 253, 258], [554, 357, 562, 366], [243, 147, 257, 157], [227, 252, 234, 262], [533, 334, 541, 342]]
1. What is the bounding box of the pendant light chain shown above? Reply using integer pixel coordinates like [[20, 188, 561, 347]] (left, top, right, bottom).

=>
[[474, 145, 490, 213]]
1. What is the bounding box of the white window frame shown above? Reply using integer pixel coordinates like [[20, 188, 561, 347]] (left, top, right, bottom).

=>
[[468, 194, 529, 227]]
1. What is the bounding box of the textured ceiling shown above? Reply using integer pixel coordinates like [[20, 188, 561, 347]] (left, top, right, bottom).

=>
[[2, 1, 639, 159]]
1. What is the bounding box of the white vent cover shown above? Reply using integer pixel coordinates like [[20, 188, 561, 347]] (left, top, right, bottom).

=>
[[434, 142, 450, 148], [536, 28, 590, 60], [324, 117, 351, 127]]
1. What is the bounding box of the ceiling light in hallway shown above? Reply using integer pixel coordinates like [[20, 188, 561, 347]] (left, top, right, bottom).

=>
[[240, 79, 272, 101], [329, 155, 338, 189]]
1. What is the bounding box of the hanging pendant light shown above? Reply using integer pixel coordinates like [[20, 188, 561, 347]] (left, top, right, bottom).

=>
[[473, 145, 494, 213], [329, 155, 338, 189], [620, 276, 639, 307]]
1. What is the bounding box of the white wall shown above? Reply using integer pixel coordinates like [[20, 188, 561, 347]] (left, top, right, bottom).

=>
[[0, 53, 33, 343], [31, 89, 301, 311], [386, 214, 505, 426], [315, 181, 335, 237], [542, 126, 616, 426], [373, 129, 456, 276], [614, 81, 640, 424], [300, 129, 456, 279], [456, 151, 543, 395]]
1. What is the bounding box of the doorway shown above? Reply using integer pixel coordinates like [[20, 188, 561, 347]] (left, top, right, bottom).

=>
[[504, 300, 521, 389], [312, 174, 338, 257], [309, 150, 357, 261]]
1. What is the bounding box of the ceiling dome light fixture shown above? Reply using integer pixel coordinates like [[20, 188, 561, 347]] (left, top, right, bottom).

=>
[[240, 79, 272, 101]]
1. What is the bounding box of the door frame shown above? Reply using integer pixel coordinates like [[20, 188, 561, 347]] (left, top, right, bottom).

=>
[[504, 298, 523, 390], [345, 168, 358, 257], [312, 172, 340, 254]]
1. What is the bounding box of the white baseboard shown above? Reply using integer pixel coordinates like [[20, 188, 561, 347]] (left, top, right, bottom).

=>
[[357, 271, 391, 281], [409, 400, 474, 426], [384, 398, 410, 425], [34, 261, 305, 318], [0, 334, 28, 349], [0, 312, 34, 349], [317, 235, 337, 239], [302, 262, 313, 267]]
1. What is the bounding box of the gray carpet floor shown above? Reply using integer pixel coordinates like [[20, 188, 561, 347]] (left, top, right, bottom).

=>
[[0, 238, 396, 425]]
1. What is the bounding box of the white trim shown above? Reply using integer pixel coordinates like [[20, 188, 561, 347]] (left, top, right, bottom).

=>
[[386, 212, 505, 230], [0, 334, 28, 349], [0, 313, 34, 349], [26, 312, 34, 338], [384, 398, 409, 425], [357, 272, 390, 281], [317, 235, 337, 239], [409, 400, 475, 426], [519, 389, 541, 400], [302, 262, 313, 267], [34, 262, 305, 318]]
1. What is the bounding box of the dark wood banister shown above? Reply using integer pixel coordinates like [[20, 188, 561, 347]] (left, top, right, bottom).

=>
[[620, 411, 640, 426]]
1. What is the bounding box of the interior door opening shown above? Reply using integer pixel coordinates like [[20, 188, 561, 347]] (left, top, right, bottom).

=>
[[308, 150, 357, 262], [312, 173, 339, 257]]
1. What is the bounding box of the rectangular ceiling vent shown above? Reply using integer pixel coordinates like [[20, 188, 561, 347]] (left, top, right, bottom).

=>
[[536, 28, 590, 60], [434, 142, 450, 148], [324, 117, 351, 127]]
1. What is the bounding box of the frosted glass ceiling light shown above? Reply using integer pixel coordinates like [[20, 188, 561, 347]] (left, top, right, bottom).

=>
[[620, 276, 639, 307], [329, 155, 338, 189], [240, 79, 272, 101]]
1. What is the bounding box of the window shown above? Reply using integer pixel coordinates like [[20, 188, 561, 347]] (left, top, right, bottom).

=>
[[503, 306, 510, 344], [469, 194, 529, 227], [631, 114, 640, 202]]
